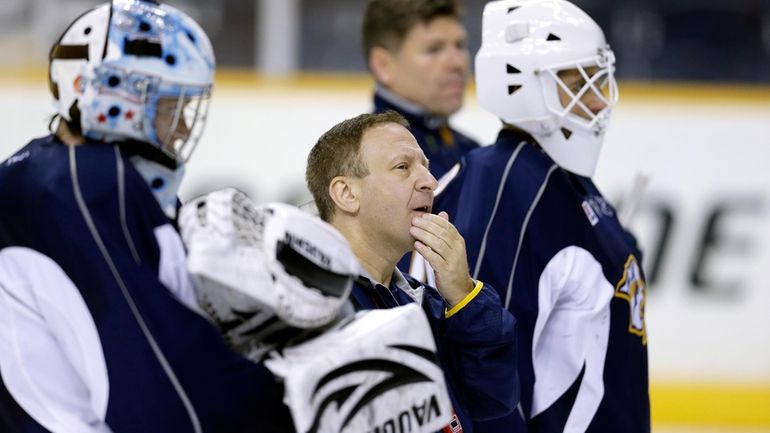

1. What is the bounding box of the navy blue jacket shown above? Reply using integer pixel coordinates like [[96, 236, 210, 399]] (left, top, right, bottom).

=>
[[351, 271, 519, 433], [431, 129, 650, 433], [0, 136, 293, 432]]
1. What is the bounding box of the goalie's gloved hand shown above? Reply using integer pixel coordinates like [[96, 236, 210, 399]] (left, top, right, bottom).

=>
[[179, 188, 361, 360]]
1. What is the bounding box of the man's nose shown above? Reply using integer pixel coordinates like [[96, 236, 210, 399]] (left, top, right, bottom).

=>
[[446, 46, 469, 71], [416, 165, 438, 192]]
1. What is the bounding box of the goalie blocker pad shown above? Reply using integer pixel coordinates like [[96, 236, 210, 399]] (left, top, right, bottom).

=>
[[179, 189, 361, 330], [265, 304, 453, 433]]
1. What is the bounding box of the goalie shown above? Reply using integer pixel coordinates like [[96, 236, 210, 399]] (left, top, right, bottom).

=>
[[0, 1, 294, 431]]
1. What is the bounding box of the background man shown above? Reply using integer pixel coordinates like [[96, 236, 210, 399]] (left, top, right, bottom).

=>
[[362, 0, 479, 179]]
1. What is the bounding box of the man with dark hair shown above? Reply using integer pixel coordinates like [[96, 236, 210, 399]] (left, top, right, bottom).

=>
[[362, 0, 479, 179], [306, 111, 519, 433]]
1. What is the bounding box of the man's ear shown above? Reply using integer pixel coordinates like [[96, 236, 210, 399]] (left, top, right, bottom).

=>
[[368, 46, 396, 87], [329, 176, 359, 215]]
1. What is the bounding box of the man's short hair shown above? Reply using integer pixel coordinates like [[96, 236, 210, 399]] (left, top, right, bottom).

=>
[[362, 0, 463, 60], [306, 111, 410, 222]]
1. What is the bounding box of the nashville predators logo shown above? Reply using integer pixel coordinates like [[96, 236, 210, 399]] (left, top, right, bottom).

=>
[[614, 255, 647, 344]]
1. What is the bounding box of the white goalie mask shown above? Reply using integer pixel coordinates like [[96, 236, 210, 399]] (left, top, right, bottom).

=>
[[475, 0, 618, 176], [49, 0, 214, 168]]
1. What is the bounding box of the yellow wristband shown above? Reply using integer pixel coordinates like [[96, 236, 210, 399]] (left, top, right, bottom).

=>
[[445, 280, 484, 318]]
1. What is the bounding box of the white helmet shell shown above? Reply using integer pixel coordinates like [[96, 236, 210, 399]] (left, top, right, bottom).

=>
[[475, 0, 618, 176], [49, 0, 215, 166]]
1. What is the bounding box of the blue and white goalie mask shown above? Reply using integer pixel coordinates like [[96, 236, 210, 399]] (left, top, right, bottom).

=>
[[49, 0, 215, 167], [475, 0, 618, 177]]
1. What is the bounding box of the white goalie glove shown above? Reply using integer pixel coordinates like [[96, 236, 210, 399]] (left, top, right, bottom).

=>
[[178, 188, 361, 360], [264, 304, 453, 433]]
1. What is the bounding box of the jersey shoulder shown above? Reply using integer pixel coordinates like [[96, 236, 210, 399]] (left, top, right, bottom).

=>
[[0, 136, 72, 224]]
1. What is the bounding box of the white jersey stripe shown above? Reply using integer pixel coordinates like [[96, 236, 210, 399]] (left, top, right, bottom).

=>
[[504, 163, 558, 309]]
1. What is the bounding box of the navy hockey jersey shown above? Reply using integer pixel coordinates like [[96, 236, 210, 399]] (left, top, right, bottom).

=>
[[350, 271, 519, 433], [373, 91, 480, 180], [0, 136, 293, 432], [432, 129, 650, 433]]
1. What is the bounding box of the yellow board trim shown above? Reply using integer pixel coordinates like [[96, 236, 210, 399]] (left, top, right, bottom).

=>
[[445, 280, 484, 318], [651, 382, 770, 428]]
